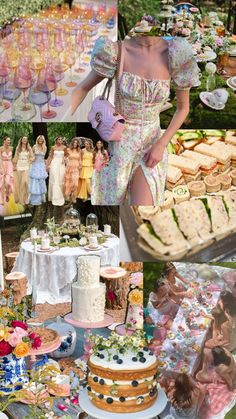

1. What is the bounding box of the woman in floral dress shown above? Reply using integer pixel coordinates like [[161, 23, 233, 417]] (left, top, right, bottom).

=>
[[71, 18, 199, 205], [64, 138, 81, 203], [0, 137, 14, 204]]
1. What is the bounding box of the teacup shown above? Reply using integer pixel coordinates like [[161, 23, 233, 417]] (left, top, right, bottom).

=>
[[206, 92, 218, 107], [213, 88, 229, 104]]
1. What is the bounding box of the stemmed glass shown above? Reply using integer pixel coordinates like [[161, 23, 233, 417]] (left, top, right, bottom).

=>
[[3, 81, 21, 121], [63, 49, 77, 88], [52, 57, 69, 96], [14, 61, 34, 112], [75, 29, 86, 74], [28, 85, 50, 122], [36, 64, 57, 119], [0, 57, 11, 112]]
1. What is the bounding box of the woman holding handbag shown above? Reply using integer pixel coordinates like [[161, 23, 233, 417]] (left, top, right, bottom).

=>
[[71, 16, 199, 205]]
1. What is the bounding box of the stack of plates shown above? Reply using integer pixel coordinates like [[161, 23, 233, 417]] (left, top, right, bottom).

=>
[[227, 76, 236, 90]]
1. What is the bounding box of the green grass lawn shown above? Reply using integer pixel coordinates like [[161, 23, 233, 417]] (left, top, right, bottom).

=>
[[225, 405, 236, 418]]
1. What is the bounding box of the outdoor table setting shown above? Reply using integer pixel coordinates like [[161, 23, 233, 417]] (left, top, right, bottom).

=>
[[0, 0, 117, 122], [157, 273, 225, 377]]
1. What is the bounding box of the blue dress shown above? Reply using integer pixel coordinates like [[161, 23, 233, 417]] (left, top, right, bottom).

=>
[[29, 151, 48, 205]]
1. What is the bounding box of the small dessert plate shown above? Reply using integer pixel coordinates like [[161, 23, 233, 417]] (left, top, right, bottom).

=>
[[227, 77, 236, 90], [84, 245, 102, 251], [200, 92, 225, 110], [37, 246, 56, 252]]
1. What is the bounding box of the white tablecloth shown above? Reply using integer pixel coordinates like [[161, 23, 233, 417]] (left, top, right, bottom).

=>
[[13, 236, 120, 304]]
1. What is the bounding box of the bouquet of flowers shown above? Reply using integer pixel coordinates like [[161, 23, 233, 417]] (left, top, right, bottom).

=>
[[202, 33, 230, 54], [0, 318, 41, 358]]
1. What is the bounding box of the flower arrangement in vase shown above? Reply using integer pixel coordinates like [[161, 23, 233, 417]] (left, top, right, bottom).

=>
[[0, 313, 42, 393]]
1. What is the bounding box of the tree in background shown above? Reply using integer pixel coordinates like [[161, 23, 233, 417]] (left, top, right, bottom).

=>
[[119, 0, 161, 30], [143, 262, 165, 306]]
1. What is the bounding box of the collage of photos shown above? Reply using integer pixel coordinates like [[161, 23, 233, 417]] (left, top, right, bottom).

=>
[[0, 0, 236, 418]]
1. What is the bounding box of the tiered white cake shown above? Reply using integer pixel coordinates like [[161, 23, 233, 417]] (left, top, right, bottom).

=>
[[72, 255, 106, 322]]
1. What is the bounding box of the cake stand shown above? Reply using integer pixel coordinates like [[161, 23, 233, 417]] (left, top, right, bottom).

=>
[[28, 336, 61, 363], [79, 389, 168, 419], [64, 313, 114, 329]]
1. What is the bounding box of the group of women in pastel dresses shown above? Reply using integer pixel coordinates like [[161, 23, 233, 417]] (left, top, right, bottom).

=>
[[144, 263, 236, 419], [0, 136, 109, 206]]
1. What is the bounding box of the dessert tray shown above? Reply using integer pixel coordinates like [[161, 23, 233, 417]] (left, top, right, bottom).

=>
[[79, 388, 168, 419]]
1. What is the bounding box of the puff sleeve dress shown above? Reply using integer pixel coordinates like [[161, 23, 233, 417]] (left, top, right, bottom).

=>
[[90, 37, 199, 205]]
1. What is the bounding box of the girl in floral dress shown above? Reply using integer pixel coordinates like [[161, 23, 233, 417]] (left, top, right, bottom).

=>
[[93, 140, 109, 172], [64, 138, 81, 203], [77, 139, 94, 200], [0, 137, 14, 204], [71, 18, 199, 205], [29, 135, 48, 206], [13, 136, 34, 205]]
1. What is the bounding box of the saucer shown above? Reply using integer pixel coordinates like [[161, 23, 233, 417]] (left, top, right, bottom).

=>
[[84, 245, 102, 251], [227, 77, 236, 90], [196, 51, 216, 62], [200, 92, 225, 110]]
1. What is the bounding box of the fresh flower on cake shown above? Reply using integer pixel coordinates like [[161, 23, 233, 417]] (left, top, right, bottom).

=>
[[130, 272, 143, 289], [0, 320, 42, 358], [90, 330, 147, 355]]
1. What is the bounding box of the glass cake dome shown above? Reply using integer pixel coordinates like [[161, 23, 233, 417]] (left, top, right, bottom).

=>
[[64, 206, 81, 228], [86, 213, 98, 233]]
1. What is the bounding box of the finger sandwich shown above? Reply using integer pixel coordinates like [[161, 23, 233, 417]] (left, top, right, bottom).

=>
[[182, 149, 218, 176], [194, 143, 231, 172], [168, 154, 201, 182]]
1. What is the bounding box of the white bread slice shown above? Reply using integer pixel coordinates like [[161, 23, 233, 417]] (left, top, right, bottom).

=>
[[167, 165, 183, 183], [182, 149, 217, 170], [172, 185, 190, 204], [207, 196, 230, 235], [173, 202, 202, 246], [166, 176, 185, 191], [161, 190, 174, 210], [194, 143, 231, 164], [225, 131, 236, 146], [150, 209, 187, 248], [168, 154, 200, 175], [182, 140, 200, 150], [211, 142, 236, 160], [184, 172, 201, 183]]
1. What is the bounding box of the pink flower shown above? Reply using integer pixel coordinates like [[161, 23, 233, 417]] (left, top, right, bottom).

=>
[[8, 332, 23, 347], [14, 327, 28, 338], [130, 272, 143, 287], [31, 337, 42, 350], [176, 21, 184, 28], [11, 321, 28, 330], [216, 37, 223, 47]]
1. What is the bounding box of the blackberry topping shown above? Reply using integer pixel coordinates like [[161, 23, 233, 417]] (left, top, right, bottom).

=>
[[140, 357, 146, 363], [143, 347, 149, 352], [119, 396, 126, 402], [138, 351, 144, 357], [99, 354, 105, 359], [117, 359, 123, 364], [93, 376, 99, 382], [98, 394, 104, 399], [99, 379, 105, 385], [131, 380, 139, 387], [149, 351, 154, 356], [149, 389, 155, 397], [113, 355, 119, 360], [107, 397, 113, 404], [87, 386, 91, 391], [119, 348, 125, 354], [132, 357, 138, 362]]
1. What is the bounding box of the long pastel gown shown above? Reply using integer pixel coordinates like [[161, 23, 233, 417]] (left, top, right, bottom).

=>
[[90, 37, 199, 205], [94, 150, 109, 172], [64, 150, 81, 202], [29, 151, 48, 205], [77, 149, 93, 200], [48, 150, 65, 206], [14, 150, 33, 205], [0, 150, 14, 204]]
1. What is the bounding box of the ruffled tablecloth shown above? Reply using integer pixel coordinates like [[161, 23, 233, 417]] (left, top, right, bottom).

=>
[[13, 236, 120, 304]]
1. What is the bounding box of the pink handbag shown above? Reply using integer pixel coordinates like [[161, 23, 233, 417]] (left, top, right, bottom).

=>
[[88, 42, 125, 142]]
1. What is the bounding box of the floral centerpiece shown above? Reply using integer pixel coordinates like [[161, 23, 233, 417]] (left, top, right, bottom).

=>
[[173, 11, 196, 38], [0, 312, 42, 393], [201, 33, 230, 55]]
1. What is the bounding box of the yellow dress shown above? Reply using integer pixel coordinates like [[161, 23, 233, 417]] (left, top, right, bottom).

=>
[[77, 150, 93, 200]]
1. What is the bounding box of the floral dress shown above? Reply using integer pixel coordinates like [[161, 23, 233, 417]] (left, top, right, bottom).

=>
[[0, 149, 14, 204], [90, 37, 199, 205]]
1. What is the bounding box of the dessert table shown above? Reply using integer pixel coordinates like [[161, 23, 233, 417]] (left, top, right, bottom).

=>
[[5, 319, 111, 419], [13, 236, 120, 304], [159, 274, 225, 377]]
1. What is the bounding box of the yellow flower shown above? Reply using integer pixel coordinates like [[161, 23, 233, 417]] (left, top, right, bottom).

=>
[[13, 342, 29, 358], [0, 325, 10, 342], [128, 289, 143, 305]]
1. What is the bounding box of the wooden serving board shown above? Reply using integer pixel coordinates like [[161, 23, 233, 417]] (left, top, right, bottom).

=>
[[121, 202, 236, 262]]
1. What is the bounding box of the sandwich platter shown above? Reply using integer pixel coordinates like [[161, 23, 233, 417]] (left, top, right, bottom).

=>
[[121, 129, 236, 262]]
